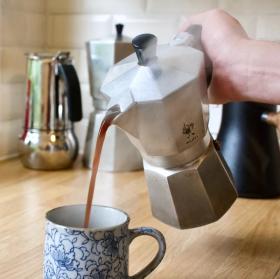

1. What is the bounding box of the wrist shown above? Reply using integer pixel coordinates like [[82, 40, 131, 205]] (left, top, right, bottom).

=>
[[220, 38, 251, 102]]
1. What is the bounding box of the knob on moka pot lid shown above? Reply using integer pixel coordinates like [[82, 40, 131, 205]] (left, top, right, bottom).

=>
[[101, 31, 205, 112], [101, 30, 209, 157]]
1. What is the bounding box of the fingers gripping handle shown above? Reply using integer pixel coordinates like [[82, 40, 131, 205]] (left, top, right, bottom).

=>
[[129, 227, 166, 279], [172, 25, 212, 86]]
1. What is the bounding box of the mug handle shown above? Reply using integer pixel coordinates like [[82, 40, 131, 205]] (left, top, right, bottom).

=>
[[128, 227, 166, 279]]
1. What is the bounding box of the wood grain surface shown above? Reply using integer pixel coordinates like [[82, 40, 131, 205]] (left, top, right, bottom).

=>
[[0, 158, 279, 279]]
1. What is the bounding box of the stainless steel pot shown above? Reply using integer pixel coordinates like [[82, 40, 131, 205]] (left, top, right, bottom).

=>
[[18, 52, 83, 170]]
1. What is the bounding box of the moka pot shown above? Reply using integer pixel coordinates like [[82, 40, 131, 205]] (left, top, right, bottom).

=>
[[101, 26, 237, 229]]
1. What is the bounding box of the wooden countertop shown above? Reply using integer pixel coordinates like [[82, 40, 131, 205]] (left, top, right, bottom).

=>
[[0, 158, 280, 279]]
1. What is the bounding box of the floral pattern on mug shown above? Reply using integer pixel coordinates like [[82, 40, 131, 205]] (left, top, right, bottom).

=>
[[44, 222, 129, 279]]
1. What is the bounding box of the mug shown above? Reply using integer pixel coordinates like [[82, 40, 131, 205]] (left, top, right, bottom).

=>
[[44, 205, 166, 278]]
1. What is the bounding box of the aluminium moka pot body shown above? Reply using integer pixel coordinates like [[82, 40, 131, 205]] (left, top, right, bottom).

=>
[[83, 24, 143, 171], [101, 27, 237, 229]]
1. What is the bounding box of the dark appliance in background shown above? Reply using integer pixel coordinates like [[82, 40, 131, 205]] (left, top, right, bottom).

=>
[[217, 102, 280, 198]]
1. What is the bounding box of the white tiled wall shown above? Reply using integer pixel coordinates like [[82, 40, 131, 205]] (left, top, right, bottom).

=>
[[2, 0, 45, 13], [0, 0, 46, 160], [112, 15, 179, 43], [1, 0, 280, 160], [256, 15, 280, 40], [47, 15, 112, 48], [219, 0, 280, 14], [147, 0, 218, 14], [3, 12, 45, 47], [47, 0, 147, 15], [0, 84, 26, 121]]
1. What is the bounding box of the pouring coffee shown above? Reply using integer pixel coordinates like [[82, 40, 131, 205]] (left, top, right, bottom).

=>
[[99, 26, 237, 229]]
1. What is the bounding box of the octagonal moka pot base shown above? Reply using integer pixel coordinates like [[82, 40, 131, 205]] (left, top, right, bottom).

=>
[[144, 141, 237, 229]]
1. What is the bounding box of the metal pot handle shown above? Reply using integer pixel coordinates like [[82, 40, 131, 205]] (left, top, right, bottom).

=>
[[58, 63, 83, 122]]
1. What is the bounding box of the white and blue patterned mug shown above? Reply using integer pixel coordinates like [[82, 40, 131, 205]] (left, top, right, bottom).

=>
[[44, 204, 166, 278]]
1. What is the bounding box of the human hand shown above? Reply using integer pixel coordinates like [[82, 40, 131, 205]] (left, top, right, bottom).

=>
[[180, 9, 250, 103]]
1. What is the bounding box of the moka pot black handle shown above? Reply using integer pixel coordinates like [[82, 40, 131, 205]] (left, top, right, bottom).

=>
[[58, 63, 83, 122]]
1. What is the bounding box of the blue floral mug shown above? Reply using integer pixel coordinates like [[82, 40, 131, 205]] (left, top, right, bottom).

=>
[[44, 205, 166, 278]]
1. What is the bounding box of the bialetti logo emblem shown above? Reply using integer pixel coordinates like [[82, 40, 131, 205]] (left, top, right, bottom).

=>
[[182, 122, 198, 144]]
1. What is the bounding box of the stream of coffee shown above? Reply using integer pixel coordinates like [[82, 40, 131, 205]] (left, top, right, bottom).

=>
[[84, 105, 120, 228]]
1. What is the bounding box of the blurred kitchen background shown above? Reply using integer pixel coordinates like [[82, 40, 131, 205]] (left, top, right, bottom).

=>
[[1, 0, 280, 161]]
